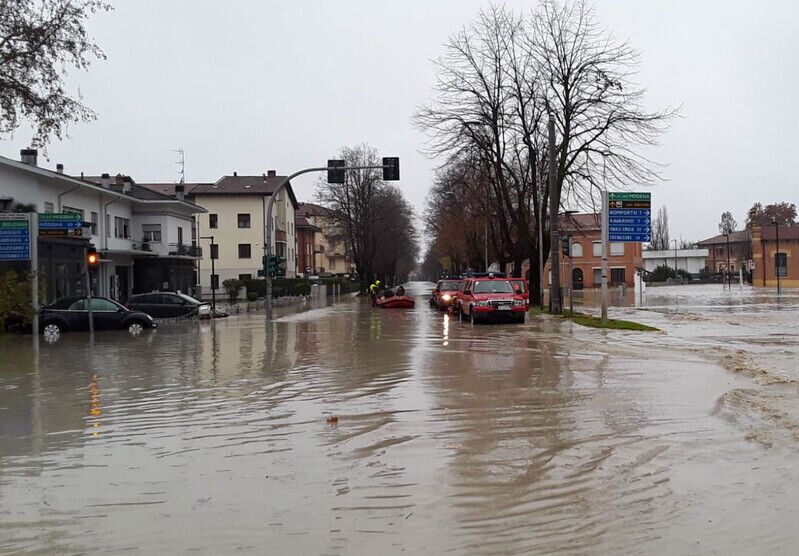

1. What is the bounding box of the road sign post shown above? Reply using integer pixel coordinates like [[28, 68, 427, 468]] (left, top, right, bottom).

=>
[[601, 192, 651, 323]]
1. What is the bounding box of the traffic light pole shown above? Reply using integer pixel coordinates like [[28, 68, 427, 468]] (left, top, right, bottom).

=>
[[264, 163, 392, 319], [84, 246, 94, 335]]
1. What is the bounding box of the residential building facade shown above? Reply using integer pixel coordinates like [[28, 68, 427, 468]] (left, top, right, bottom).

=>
[[185, 173, 299, 294], [542, 213, 643, 289], [696, 231, 751, 274], [0, 151, 205, 304], [751, 224, 799, 288], [296, 202, 355, 277]]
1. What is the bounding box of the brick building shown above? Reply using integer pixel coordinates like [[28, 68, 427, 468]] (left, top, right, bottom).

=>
[[696, 230, 751, 274], [543, 213, 643, 289], [751, 224, 799, 288]]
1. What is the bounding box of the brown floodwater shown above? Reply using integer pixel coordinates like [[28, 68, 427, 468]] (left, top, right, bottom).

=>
[[1, 282, 799, 554]]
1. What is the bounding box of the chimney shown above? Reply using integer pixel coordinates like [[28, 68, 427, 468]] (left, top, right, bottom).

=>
[[20, 149, 37, 166], [122, 176, 132, 194], [56, 163, 64, 174], [175, 184, 185, 201], [115, 174, 124, 188], [267, 169, 277, 177], [233, 171, 237, 177], [101, 173, 111, 189]]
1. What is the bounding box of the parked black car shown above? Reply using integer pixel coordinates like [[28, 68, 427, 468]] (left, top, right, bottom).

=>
[[40, 296, 157, 337], [127, 292, 211, 319]]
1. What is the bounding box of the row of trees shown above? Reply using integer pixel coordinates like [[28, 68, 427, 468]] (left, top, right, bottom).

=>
[[316, 144, 419, 286], [415, 1, 673, 304]]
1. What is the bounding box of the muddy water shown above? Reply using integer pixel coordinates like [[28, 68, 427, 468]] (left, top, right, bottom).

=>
[[1, 283, 799, 554]]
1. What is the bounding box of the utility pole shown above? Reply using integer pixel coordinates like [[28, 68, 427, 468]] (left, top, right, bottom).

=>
[[773, 217, 781, 294], [200, 235, 216, 314], [600, 190, 609, 323], [673, 239, 678, 282], [547, 115, 562, 314], [538, 195, 545, 310], [724, 233, 731, 290]]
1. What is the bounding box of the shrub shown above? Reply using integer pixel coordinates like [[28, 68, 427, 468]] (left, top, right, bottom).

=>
[[294, 283, 311, 296], [222, 278, 244, 303], [0, 271, 35, 332], [247, 292, 258, 302], [647, 265, 691, 282]]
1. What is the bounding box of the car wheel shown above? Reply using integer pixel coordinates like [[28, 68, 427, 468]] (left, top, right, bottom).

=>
[[470, 307, 478, 325], [515, 313, 526, 324], [42, 322, 63, 342], [128, 321, 144, 336]]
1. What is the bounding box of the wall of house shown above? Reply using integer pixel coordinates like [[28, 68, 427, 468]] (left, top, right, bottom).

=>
[[542, 230, 643, 288], [132, 210, 194, 256], [194, 194, 268, 291], [751, 226, 799, 288]]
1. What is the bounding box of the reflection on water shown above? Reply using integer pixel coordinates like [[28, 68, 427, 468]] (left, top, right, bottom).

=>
[[1, 283, 799, 553]]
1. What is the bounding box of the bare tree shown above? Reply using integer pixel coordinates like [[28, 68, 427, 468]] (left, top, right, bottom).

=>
[[650, 206, 669, 250], [0, 0, 111, 147], [316, 143, 418, 286], [718, 211, 737, 235], [415, 1, 674, 303]]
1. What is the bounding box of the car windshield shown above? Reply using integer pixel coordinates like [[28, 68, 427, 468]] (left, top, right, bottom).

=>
[[473, 280, 514, 294], [176, 293, 201, 304], [511, 280, 525, 292], [440, 281, 461, 290]]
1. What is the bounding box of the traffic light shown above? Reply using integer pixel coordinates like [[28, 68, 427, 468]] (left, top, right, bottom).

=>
[[87, 247, 99, 268], [561, 236, 570, 257], [382, 157, 400, 181], [327, 159, 345, 184]]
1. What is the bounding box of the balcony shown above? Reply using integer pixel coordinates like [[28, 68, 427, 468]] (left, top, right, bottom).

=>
[[131, 241, 201, 258], [168, 243, 202, 257]]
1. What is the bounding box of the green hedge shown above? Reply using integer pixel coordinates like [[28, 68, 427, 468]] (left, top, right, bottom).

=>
[[245, 277, 364, 297]]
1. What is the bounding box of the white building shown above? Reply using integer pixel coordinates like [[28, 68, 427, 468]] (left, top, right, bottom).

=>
[[643, 248, 709, 276], [142, 172, 300, 296], [0, 150, 206, 303]]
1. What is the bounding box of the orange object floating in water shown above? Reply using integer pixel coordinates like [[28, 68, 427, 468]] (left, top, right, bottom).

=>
[[326, 416, 339, 425]]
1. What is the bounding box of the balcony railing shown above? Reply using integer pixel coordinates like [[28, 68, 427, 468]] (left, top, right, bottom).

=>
[[168, 243, 202, 257]]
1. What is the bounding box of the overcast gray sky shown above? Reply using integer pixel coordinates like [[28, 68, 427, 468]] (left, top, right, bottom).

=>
[[3, 0, 798, 243]]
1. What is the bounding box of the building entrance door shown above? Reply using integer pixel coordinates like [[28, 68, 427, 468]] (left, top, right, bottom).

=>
[[572, 268, 584, 290]]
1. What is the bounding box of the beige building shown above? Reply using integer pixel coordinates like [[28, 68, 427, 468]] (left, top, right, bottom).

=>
[[296, 202, 355, 276], [145, 173, 299, 295]]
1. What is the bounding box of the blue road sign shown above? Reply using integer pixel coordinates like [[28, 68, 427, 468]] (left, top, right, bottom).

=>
[[0, 214, 31, 260], [38, 213, 82, 230], [608, 193, 651, 242]]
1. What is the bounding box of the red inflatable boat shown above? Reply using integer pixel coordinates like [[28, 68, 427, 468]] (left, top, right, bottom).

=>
[[376, 296, 415, 309]]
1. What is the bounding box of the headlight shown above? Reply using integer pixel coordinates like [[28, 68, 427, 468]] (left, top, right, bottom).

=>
[[476, 300, 491, 306], [441, 294, 451, 301], [512, 300, 525, 306], [198, 304, 211, 313]]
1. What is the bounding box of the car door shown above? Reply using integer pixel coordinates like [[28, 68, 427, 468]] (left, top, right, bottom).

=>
[[89, 298, 126, 330], [65, 299, 90, 330], [161, 294, 187, 318]]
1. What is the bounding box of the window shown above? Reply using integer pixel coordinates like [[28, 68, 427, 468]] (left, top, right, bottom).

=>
[[44, 202, 54, 213], [592, 242, 603, 257], [238, 244, 251, 259], [142, 223, 162, 242], [210, 244, 219, 259], [90, 212, 98, 235], [178, 227, 183, 245], [318, 244, 325, 252], [592, 268, 602, 285], [474, 280, 514, 294], [89, 298, 120, 311], [776, 252, 788, 277], [570, 242, 583, 258], [330, 258, 336, 270], [106, 214, 111, 238], [238, 273, 252, 281], [114, 217, 130, 239], [610, 242, 624, 256], [610, 268, 626, 285], [209, 214, 218, 229], [237, 213, 251, 228], [63, 206, 84, 221]]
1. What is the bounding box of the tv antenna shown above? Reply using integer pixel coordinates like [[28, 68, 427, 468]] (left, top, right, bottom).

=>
[[173, 147, 185, 183]]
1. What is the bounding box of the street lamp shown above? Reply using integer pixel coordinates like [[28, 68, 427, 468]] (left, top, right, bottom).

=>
[[672, 238, 678, 281], [723, 232, 731, 290], [200, 235, 217, 314], [772, 216, 781, 294]]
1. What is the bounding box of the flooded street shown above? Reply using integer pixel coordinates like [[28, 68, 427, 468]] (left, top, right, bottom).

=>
[[2, 282, 799, 554]]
